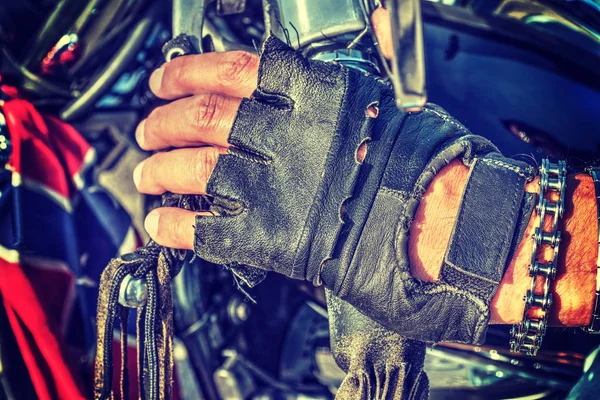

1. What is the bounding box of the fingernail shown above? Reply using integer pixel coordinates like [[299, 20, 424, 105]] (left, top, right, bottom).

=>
[[135, 119, 146, 149], [149, 66, 164, 94], [145, 210, 160, 238], [133, 159, 146, 188]]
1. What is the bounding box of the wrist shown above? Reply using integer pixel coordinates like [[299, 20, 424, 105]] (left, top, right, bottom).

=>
[[409, 162, 599, 327], [408, 159, 468, 282]]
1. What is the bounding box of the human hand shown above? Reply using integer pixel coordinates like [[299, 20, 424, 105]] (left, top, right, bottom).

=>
[[134, 50, 260, 250], [133, 3, 402, 251], [134, 34, 393, 284]]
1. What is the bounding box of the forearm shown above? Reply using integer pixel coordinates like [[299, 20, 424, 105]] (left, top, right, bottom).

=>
[[409, 160, 598, 327]]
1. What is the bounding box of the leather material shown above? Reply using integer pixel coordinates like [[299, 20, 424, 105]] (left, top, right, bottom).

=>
[[326, 291, 429, 400], [195, 35, 399, 283], [440, 156, 533, 302], [193, 36, 536, 344]]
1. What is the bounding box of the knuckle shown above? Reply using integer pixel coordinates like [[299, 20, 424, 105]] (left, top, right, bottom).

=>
[[152, 209, 195, 249], [191, 148, 219, 189], [170, 214, 186, 243], [191, 93, 224, 132], [157, 213, 179, 243], [217, 51, 257, 88]]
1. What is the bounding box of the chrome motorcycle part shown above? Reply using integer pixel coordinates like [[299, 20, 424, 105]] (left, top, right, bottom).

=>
[[425, 342, 583, 396], [214, 350, 256, 400], [14, 0, 88, 94], [262, 0, 377, 66], [117, 274, 148, 307], [263, 0, 426, 110], [172, 0, 251, 54], [0, 0, 151, 101], [312, 49, 380, 75], [510, 159, 567, 356], [268, 0, 367, 49], [227, 296, 251, 325], [388, 0, 426, 110], [171, 0, 204, 55], [60, 4, 161, 121]]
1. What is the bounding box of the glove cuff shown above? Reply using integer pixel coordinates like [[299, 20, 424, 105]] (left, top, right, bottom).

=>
[[326, 290, 429, 400]]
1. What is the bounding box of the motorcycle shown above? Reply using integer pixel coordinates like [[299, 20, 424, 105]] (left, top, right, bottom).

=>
[[0, 0, 599, 399]]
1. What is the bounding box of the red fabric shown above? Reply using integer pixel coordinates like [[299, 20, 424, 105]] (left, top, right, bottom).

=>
[[1, 96, 181, 400], [1, 98, 89, 399], [0, 260, 85, 400], [3, 99, 92, 198]]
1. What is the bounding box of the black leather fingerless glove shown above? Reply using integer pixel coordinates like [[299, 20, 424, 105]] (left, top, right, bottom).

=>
[[194, 36, 536, 344], [194, 35, 399, 284]]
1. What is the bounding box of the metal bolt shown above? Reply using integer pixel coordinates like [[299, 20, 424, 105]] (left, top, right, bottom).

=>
[[118, 275, 148, 307], [227, 297, 250, 325]]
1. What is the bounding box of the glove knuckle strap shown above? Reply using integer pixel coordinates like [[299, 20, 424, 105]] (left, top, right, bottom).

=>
[[441, 156, 535, 301]]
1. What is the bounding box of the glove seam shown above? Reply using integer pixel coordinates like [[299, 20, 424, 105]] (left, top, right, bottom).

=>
[[444, 260, 500, 285], [421, 106, 471, 137], [480, 157, 534, 180], [227, 141, 274, 165], [378, 187, 411, 201]]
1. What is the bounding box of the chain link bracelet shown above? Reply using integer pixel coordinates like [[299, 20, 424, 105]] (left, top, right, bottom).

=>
[[510, 159, 567, 356]]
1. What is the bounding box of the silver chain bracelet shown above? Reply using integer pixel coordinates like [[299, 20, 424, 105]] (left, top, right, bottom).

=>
[[510, 158, 567, 356]]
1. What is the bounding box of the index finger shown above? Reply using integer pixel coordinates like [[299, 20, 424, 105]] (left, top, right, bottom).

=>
[[150, 51, 259, 100]]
